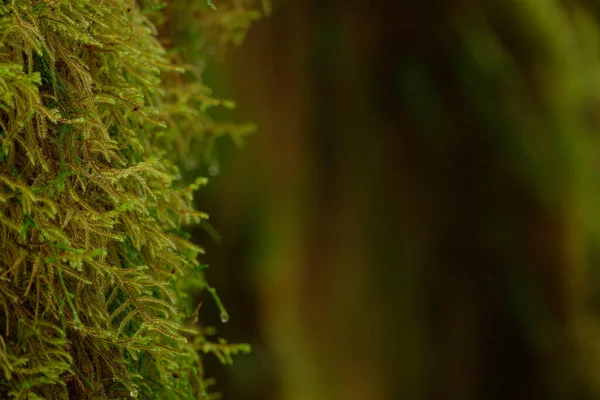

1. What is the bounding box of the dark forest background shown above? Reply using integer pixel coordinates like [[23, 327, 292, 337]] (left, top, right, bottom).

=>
[[189, 1, 600, 399]]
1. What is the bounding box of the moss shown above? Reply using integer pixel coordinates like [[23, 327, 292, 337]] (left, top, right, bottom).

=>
[[0, 0, 259, 398]]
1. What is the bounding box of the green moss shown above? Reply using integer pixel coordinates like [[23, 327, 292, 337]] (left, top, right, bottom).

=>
[[0, 0, 259, 398]]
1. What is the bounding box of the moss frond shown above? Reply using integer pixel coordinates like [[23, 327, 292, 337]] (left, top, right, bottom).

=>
[[0, 0, 261, 398]]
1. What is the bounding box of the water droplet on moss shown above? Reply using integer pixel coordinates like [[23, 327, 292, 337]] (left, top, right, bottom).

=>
[[72, 319, 82, 330], [208, 163, 219, 176], [130, 389, 138, 398], [220, 311, 229, 323]]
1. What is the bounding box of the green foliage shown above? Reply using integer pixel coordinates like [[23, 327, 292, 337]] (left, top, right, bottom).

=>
[[0, 0, 260, 398]]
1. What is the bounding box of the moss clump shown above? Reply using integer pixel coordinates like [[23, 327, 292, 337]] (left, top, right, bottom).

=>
[[0, 0, 257, 398]]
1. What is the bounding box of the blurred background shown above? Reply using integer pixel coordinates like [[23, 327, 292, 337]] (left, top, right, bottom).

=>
[[176, 1, 600, 399]]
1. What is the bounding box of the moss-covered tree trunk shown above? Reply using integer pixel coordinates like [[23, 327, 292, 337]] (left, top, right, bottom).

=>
[[0, 1, 256, 398]]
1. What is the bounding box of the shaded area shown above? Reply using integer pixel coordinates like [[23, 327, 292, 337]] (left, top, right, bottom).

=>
[[194, 1, 600, 399]]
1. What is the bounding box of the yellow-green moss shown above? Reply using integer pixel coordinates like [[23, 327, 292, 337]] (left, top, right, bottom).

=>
[[0, 0, 259, 398]]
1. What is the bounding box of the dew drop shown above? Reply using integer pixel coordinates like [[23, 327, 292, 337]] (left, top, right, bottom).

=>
[[130, 389, 138, 398], [220, 311, 229, 323], [208, 163, 219, 177]]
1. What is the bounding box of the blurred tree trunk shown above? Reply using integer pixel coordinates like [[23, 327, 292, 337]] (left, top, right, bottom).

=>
[[204, 1, 600, 399]]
